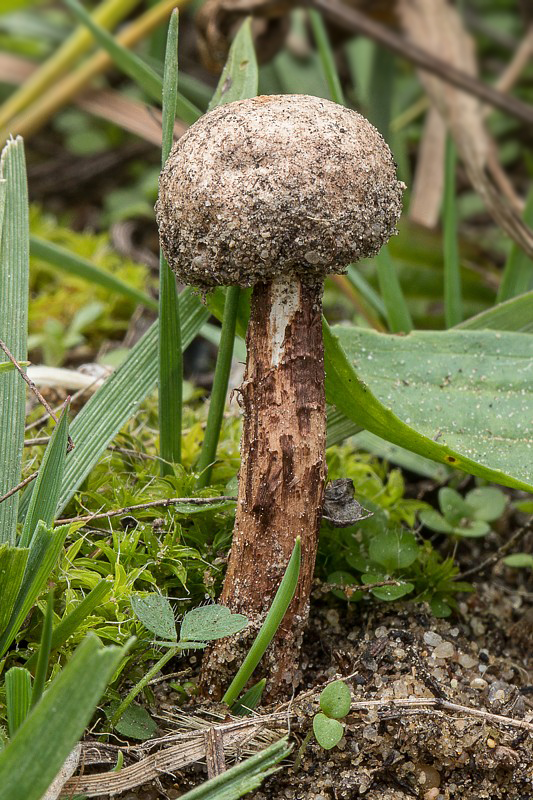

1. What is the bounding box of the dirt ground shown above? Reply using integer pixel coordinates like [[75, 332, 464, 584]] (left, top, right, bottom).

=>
[[97, 548, 532, 800]]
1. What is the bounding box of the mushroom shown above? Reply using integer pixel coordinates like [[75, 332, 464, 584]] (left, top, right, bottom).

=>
[[156, 94, 404, 699]]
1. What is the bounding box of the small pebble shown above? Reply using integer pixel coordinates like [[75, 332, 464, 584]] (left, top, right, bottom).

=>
[[423, 631, 443, 647], [375, 626, 388, 638], [424, 789, 440, 800], [470, 677, 488, 689], [458, 653, 477, 669], [433, 641, 455, 659]]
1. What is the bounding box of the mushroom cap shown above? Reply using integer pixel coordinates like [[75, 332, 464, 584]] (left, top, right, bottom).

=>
[[156, 94, 404, 289]]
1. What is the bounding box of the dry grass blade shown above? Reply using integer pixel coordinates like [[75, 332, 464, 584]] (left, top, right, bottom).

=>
[[397, 0, 533, 257], [409, 106, 446, 228], [60, 716, 288, 798], [0, 53, 186, 147]]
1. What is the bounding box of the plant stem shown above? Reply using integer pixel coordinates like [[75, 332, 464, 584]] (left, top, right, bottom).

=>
[[196, 286, 240, 488], [110, 646, 179, 727]]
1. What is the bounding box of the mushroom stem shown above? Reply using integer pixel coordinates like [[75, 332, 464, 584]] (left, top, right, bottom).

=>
[[201, 273, 327, 700]]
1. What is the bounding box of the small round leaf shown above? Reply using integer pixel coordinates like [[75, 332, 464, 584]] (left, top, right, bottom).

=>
[[319, 680, 351, 719], [313, 713, 344, 750]]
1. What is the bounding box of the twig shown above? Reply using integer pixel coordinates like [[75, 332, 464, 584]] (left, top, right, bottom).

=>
[[24, 438, 159, 464], [54, 496, 237, 525], [0, 471, 39, 504], [349, 696, 533, 733], [0, 337, 74, 451], [456, 518, 533, 580], [315, 579, 402, 594], [308, 0, 533, 128]]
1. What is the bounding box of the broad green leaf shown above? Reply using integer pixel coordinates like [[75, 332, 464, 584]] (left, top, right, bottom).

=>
[[429, 597, 452, 617], [456, 291, 533, 333], [208, 17, 259, 111], [0, 544, 28, 633], [0, 523, 70, 658], [109, 701, 157, 741], [0, 634, 129, 800], [5, 667, 32, 737], [452, 520, 490, 538], [313, 713, 344, 750], [131, 593, 177, 642], [438, 487, 473, 526], [319, 680, 351, 719], [465, 487, 507, 522], [368, 530, 418, 572], [18, 289, 209, 518], [419, 509, 455, 534], [0, 137, 28, 545], [180, 604, 248, 643], [352, 430, 450, 481], [30, 236, 157, 310], [370, 581, 414, 601], [503, 553, 533, 568], [327, 325, 533, 491], [19, 402, 70, 548], [177, 737, 291, 800]]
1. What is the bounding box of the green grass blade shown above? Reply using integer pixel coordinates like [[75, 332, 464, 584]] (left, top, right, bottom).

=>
[[309, 9, 345, 105], [0, 522, 70, 658], [0, 544, 28, 635], [177, 737, 290, 800], [0, 137, 29, 545], [374, 247, 413, 333], [63, 0, 200, 123], [497, 187, 533, 301], [368, 45, 395, 141], [443, 137, 463, 327], [231, 678, 266, 716], [52, 291, 208, 514], [25, 578, 113, 672], [346, 265, 387, 318], [0, 634, 130, 800], [159, 10, 182, 473], [19, 401, 70, 548], [30, 235, 157, 310], [196, 286, 241, 488], [456, 290, 533, 332], [5, 667, 32, 738], [196, 21, 258, 487], [30, 590, 54, 708], [207, 17, 259, 111], [222, 538, 301, 707]]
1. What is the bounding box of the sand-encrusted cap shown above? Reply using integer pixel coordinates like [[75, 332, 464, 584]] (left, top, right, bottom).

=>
[[156, 94, 404, 290]]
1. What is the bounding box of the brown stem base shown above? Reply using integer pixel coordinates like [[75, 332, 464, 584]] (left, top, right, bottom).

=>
[[200, 275, 327, 702]]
